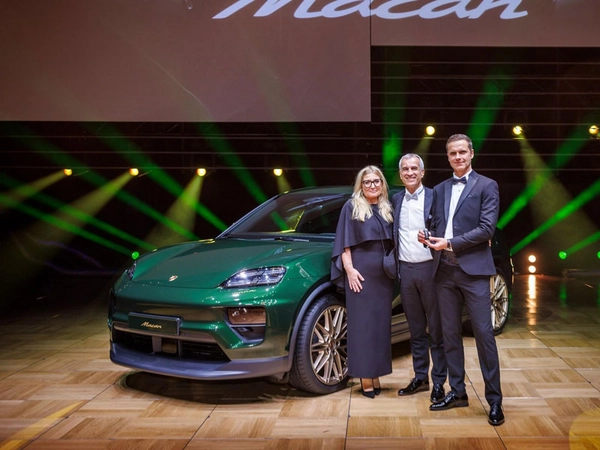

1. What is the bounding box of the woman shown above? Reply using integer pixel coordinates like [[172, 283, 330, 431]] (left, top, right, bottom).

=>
[[331, 165, 395, 398]]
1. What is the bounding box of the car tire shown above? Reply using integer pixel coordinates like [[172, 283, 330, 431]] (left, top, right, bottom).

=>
[[462, 269, 511, 336], [490, 269, 510, 335], [289, 294, 349, 394]]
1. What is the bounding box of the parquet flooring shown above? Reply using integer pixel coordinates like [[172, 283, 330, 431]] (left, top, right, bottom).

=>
[[1, 274, 599, 449]]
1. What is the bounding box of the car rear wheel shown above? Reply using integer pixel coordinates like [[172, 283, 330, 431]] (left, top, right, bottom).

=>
[[289, 294, 349, 394], [491, 270, 510, 335]]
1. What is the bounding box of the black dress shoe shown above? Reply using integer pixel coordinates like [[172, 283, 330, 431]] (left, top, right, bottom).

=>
[[429, 392, 469, 411], [361, 389, 375, 399], [398, 378, 429, 396], [373, 378, 382, 396], [430, 383, 445, 403], [360, 379, 375, 399], [488, 403, 505, 426]]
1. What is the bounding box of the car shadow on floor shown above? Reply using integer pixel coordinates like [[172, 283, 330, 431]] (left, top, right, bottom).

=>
[[120, 371, 338, 404]]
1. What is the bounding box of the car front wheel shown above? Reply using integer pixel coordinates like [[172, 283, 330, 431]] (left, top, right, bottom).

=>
[[491, 270, 510, 335], [289, 294, 349, 394]]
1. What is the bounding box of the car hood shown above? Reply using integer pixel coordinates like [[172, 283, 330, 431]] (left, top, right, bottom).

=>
[[130, 238, 330, 288]]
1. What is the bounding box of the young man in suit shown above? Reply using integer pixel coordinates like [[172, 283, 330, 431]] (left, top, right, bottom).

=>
[[420, 134, 504, 426], [392, 153, 447, 403]]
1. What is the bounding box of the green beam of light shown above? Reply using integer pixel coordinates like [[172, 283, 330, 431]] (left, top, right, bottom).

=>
[[508, 139, 596, 257], [467, 64, 514, 151], [498, 122, 592, 229], [0, 171, 64, 212], [383, 133, 402, 186], [563, 230, 600, 256], [511, 177, 600, 255], [10, 128, 201, 241], [382, 53, 407, 186], [91, 124, 226, 234], [279, 124, 316, 188], [0, 192, 132, 256], [145, 174, 204, 248], [198, 126, 269, 206], [1, 172, 155, 252]]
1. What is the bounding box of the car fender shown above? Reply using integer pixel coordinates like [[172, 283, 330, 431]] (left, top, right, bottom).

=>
[[283, 279, 341, 372]]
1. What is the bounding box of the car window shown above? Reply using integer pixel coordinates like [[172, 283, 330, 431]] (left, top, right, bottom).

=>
[[224, 192, 350, 236]]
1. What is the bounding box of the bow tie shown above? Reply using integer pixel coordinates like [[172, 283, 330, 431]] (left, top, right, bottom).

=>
[[452, 176, 467, 185], [405, 192, 419, 201]]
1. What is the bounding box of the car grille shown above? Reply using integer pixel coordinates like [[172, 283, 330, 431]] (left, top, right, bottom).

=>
[[114, 328, 230, 362]]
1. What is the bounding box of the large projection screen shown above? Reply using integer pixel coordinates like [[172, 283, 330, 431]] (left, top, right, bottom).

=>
[[0, 0, 371, 122], [1, 0, 598, 122]]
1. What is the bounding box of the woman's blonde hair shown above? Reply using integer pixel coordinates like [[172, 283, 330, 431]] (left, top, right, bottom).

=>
[[351, 165, 393, 223]]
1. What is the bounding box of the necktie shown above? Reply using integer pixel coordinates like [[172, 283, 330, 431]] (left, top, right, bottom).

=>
[[405, 192, 418, 201], [452, 176, 467, 184]]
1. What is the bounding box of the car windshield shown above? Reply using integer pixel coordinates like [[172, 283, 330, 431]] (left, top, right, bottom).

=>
[[221, 189, 351, 240]]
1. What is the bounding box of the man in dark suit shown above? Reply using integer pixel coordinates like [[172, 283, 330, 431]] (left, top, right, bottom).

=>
[[421, 134, 504, 426], [392, 153, 447, 403]]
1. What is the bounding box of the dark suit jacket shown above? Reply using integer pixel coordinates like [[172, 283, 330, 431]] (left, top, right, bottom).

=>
[[430, 170, 499, 277], [391, 186, 433, 277]]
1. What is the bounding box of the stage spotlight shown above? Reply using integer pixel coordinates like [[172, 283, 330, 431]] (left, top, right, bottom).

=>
[[273, 168, 283, 177], [131, 251, 140, 260], [196, 168, 207, 177], [512, 125, 524, 137], [527, 254, 536, 263], [129, 168, 139, 177], [528, 265, 537, 274], [63, 168, 73, 176], [589, 125, 599, 138], [425, 125, 436, 137], [558, 251, 567, 260]]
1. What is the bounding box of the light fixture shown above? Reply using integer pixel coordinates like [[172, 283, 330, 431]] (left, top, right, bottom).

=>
[[528, 265, 537, 274], [196, 168, 207, 177], [589, 124, 599, 138], [129, 168, 139, 176], [273, 168, 283, 177], [425, 125, 436, 137], [558, 251, 567, 260], [512, 125, 524, 137], [63, 168, 73, 176], [527, 254, 537, 263]]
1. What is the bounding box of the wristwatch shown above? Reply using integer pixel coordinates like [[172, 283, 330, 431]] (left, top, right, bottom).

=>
[[446, 239, 453, 251]]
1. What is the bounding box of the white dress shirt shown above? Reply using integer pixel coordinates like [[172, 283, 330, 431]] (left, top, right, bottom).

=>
[[399, 185, 432, 263], [444, 169, 472, 239]]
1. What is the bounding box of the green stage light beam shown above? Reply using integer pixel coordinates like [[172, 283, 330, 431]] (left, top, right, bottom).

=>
[[511, 177, 600, 255], [278, 124, 316, 187], [562, 230, 600, 258], [145, 174, 204, 248], [0, 171, 64, 212], [0, 193, 132, 256], [198, 126, 269, 205], [498, 122, 593, 229], [508, 139, 596, 257], [1, 173, 155, 252], [10, 126, 202, 240], [467, 64, 514, 151], [91, 125, 227, 234]]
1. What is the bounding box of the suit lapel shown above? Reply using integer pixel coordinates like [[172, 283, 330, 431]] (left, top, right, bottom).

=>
[[444, 180, 452, 222]]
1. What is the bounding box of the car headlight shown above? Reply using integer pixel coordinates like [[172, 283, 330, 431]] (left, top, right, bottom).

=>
[[221, 266, 286, 288]]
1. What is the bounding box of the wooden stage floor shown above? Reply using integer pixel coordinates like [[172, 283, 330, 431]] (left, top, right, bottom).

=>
[[1, 274, 599, 450]]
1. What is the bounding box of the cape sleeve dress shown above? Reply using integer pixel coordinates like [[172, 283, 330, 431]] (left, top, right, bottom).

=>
[[331, 200, 394, 379]]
